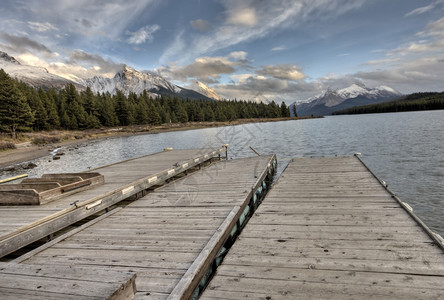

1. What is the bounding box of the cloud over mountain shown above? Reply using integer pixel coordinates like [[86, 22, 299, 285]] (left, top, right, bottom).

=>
[[1, 0, 443, 104]]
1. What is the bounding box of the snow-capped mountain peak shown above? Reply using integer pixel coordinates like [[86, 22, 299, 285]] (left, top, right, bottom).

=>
[[195, 81, 223, 101], [83, 65, 216, 101], [294, 83, 402, 116], [337, 83, 370, 99], [83, 65, 183, 97], [0, 51, 83, 90]]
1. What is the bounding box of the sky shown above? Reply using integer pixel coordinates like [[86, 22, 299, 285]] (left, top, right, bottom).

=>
[[1, 0, 444, 103]]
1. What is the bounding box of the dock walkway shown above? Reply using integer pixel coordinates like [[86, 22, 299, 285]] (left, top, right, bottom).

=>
[[6, 155, 276, 299], [0, 148, 225, 258], [202, 156, 444, 299]]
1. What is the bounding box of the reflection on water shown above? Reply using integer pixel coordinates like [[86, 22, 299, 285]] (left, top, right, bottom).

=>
[[1, 110, 444, 236]]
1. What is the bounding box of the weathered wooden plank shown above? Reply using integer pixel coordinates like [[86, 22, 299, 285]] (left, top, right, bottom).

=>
[[12, 207, 123, 264], [0, 148, 225, 258], [60, 234, 211, 243], [227, 236, 442, 252], [220, 253, 444, 276], [167, 206, 240, 300], [241, 223, 429, 235], [0, 263, 136, 299], [203, 276, 444, 299], [16, 154, 276, 299], [0, 288, 98, 300], [201, 156, 444, 299], [239, 229, 433, 242], [226, 242, 444, 262], [216, 265, 444, 290], [243, 216, 417, 227], [134, 291, 169, 300]]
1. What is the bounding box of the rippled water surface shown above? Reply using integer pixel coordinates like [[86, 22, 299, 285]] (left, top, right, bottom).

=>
[[2, 110, 444, 236]]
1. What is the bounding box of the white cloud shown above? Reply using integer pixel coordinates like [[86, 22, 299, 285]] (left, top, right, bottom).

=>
[[353, 56, 444, 93], [13, 48, 122, 81], [157, 53, 248, 84], [228, 51, 248, 61], [28, 22, 58, 32], [418, 17, 444, 38], [271, 46, 287, 51], [3, 0, 160, 44], [127, 24, 160, 45], [405, 0, 444, 17], [226, 6, 258, 27], [230, 73, 255, 84], [256, 64, 306, 81], [0, 32, 53, 55], [214, 75, 323, 103], [68, 49, 123, 75], [404, 4, 435, 17], [364, 57, 401, 65], [387, 17, 444, 57], [160, 0, 367, 64]]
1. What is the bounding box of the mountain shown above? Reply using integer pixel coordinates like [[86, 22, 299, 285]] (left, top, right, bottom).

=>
[[195, 81, 223, 101], [291, 84, 402, 116], [83, 66, 215, 101], [0, 51, 83, 90], [0, 51, 219, 100]]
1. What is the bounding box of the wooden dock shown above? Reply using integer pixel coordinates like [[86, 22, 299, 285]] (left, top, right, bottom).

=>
[[0, 263, 137, 299], [201, 156, 444, 299], [0, 148, 226, 259], [2, 154, 276, 299]]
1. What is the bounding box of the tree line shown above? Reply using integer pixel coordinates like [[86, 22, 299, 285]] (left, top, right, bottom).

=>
[[333, 92, 444, 115], [0, 69, 291, 139]]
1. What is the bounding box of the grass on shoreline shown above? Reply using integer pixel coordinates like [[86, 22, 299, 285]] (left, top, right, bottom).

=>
[[0, 116, 316, 149]]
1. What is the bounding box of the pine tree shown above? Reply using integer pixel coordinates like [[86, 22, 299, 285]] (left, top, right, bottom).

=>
[[147, 103, 162, 125], [292, 104, 298, 117], [27, 88, 48, 130], [267, 101, 280, 118], [136, 100, 150, 124], [280, 101, 290, 117], [0, 69, 34, 138], [204, 106, 215, 121], [97, 93, 118, 127], [39, 88, 60, 128], [176, 106, 188, 123], [215, 107, 227, 122], [82, 87, 100, 118], [114, 90, 129, 126], [63, 84, 89, 129]]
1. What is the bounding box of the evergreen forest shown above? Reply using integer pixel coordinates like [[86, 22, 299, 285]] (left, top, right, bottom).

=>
[[0, 69, 290, 139]]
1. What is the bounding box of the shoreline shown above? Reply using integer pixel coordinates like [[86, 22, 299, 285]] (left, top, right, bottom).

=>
[[0, 117, 316, 170]]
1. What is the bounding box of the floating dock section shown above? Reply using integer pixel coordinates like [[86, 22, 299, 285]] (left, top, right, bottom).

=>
[[202, 156, 444, 299], [1, 151, 276, 299], [0, 148, 226, 259]]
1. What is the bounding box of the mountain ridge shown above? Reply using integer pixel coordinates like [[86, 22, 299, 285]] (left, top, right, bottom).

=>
[[0, 51, 221, 101], [290, 84, 402, 116], [0, 51, 84, 90], [85, 65, 220, 101]]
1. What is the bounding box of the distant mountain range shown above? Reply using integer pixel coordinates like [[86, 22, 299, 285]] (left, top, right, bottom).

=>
[[1, 51, 403, 108], [290, 84, 402, 116], [83, 65, 220, 101], [0, 51, 84, 90], [0, 51, 221, 101]]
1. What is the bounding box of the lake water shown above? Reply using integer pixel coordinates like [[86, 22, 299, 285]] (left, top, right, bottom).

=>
[[2, 110, 444, 236]]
